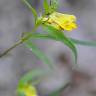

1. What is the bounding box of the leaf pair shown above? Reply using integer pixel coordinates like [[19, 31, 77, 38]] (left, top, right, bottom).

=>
[[24, 26, 96, 67]]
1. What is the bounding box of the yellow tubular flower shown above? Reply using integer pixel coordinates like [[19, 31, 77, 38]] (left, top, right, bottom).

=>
[[42, 12, 77, 31], [20, 84, 38, 96]]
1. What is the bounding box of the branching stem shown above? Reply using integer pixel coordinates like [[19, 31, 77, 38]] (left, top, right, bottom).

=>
[[0, 26, 37, 58]]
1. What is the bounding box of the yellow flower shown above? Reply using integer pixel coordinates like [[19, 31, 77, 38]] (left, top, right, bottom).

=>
[[42, 12, 77, 31], [20, 84, 38, 96]]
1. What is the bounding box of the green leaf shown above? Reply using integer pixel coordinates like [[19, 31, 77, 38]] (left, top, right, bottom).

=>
[[43, 0, 58, 15], [25, 39, 53, 68], [17, 68, 49, 96], [21, 29, 77, 64], [28, 33, 56, 40], [70, 38, 96, 47], [50, 0, 58, 11], [43, 0, 50, 15], [21, 28, 77, 64], [31, 33, 96, 47], [18, 69, 48, 87], [22, 0, 37, 22], [43, 25, 77, 63]]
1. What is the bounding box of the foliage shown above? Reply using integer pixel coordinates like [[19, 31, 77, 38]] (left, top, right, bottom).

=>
[[15, 0, 96, 95], [1, 0, 96, 96]]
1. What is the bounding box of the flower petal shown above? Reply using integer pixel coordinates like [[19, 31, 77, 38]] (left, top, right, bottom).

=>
[[20, 84, 38, 96], [42, 12, 77, 31]]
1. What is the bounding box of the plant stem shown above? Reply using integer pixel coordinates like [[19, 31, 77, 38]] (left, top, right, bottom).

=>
[[0, 39, 23, 58], [0, 26, 37, 58]]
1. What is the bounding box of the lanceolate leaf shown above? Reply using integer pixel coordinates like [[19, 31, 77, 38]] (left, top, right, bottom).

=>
[[22, 0, 37, 22], [43, 0, 58, 15], [24, 32, 96, 64], [43, 25, 77, 63], [20, 28, 77, 64], [43, 0, 50, 15], [50, 0, 59, 11], [70, 38, 96, 47], [31, 33, 96, 47], [17, 68, 50, 96], [18, 68, 48, 88], [25, 39, 53, 68]]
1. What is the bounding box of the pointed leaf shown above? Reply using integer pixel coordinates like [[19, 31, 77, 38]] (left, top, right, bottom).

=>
[[25, 39, 53, 68], [22, 0, 37, 22], [50, 0, 59, 11], [21, 30, 77, 64], [43, 25, 77, 63], [17, 69, 49, 96], [43, 0, 50, 14], [18, 69, 48, 87], [70, 38, 96, 47]]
